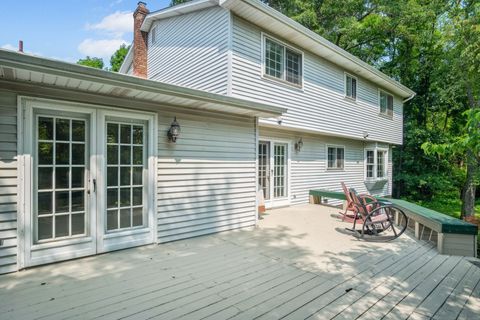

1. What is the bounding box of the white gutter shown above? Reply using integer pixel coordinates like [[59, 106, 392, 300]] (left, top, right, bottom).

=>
[[0, 49, 287, 117], [219, 0, 415, 99], [141, 0, 218, 32], [118, 45, 133, 74], [402, 93, 416, 104]]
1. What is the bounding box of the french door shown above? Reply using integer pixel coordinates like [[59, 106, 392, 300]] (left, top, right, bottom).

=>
[[21, 99, 156, 268], [258, 140, 290, 208]]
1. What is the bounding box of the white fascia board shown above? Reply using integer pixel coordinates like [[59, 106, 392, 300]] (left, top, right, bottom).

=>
[[141, 0, 219, 32], [220, 0, 415, 99], [118, 45, 133, 74]]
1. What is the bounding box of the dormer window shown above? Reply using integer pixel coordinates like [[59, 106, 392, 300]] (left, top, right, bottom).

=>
[[263, 36, 303, 86], [345, 73, 357, 100], [379, 90, 393, 116]]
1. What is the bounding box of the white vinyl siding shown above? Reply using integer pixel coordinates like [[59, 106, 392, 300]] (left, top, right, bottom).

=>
[[0, 91, 18, 274], [148, 7, 230, 94], [231, 16, 404, 145], [156, 110, 257, 243], [260, 127, 392, 206]]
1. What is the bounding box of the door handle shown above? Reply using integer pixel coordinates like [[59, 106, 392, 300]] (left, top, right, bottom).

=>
[[93, 179, 97, 193]]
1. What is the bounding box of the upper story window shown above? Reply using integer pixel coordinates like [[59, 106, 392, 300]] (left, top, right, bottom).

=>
[[151, 27, 157, 44], [379, 90, 394, 116], [365, 148, 388, 180], [345, 74, 357, 100], [264, 36, 303, 86], [327, 146, 344, 170]]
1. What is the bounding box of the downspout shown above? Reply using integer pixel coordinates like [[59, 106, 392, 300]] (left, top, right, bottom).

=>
[[402, 93, 416, 104]]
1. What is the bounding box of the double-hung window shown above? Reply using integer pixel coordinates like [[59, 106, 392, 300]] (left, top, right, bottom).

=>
[[365, 148, 388, 180], [150, 27, 157, 44], [379, 90, 394, 116], [264, 36, 302, 86], [327, 146, 344, 170], [345, 74, 357, 100]]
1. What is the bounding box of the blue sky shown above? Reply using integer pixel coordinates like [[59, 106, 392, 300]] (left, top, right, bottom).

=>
[[0, 0, 170, 66]]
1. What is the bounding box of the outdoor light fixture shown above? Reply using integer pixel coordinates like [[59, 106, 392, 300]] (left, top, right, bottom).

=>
[[295, 138, 303, 152], [363, 131, 369, 139], [167, 117, 181, 143]]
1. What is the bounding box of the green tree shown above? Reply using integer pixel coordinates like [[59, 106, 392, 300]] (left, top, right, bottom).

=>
[[77, 56, 104, 69], [170, 0, 190, 5], [110, 44, 130, 72], [422, 0, 480, 218]]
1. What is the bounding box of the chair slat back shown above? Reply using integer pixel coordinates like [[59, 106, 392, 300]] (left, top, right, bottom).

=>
[[341, 182, 353, 204], [349, 188, 369, 218]]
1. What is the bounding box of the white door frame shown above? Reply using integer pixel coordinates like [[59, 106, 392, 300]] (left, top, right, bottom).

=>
[[17, 96, 158, 269], [18, 97, 98, 268], [258, 137, 291, 208], [96, 109, 157, 253]]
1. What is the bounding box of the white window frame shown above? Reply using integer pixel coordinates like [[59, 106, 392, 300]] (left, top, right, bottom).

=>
[[258, 136, 292, 209], [378, 89, 394, 117], [364, 146, 388, 181], [344, 72, 358, 100], [326, 145, 345, 171], [261, 33, 304, 88], [17, 96, 158, 269], [150, 27, 157, 44]]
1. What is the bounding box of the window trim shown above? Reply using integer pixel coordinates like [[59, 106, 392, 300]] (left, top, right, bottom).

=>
[[326, 144, 345, 171], [378, 89, 394, 117], [364, 147, 388, 181], [150, 27, 157, 44], [261, 33, 304, 89], [344, 72, 358, 101]]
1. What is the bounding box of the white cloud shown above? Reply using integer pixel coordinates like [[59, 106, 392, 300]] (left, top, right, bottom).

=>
[[2, 43, 43, 57], [1, 44, 17, 51], [110, 0, 124, 7], [78, 38, 129, 59], [86, 11, 132, 38]]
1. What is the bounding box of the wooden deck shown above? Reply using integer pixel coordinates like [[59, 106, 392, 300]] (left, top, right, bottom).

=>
[[1, 204, 479, 320]]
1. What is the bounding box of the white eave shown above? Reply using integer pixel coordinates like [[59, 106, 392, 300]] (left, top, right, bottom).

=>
[[0, 49, 286, 118], [141, 0, 218, 32], [118, 46, 133, 74], [141, 0, 414, 99], [220, 0, 414, 99]]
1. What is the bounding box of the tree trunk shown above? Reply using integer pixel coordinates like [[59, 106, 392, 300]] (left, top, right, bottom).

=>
[[461, 150, 477, 218]]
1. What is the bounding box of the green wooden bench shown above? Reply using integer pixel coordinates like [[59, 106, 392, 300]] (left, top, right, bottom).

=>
[[309, 189, 478, 257]]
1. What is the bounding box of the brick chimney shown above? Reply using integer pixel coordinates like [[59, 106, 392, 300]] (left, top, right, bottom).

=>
[[133, 2, 149, 78]]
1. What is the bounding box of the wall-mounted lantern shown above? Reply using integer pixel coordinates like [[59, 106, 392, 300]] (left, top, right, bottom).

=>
[[167, 117, 181, 143], [363, 131, 369, 139], [295, 138, 303, 152]]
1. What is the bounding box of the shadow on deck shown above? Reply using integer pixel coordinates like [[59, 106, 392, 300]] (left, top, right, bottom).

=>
[[0, 204, 479, 319]]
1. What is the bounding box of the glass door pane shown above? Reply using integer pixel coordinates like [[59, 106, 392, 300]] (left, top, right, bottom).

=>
[[36, 116, 87, 242], [106, 122, 145, 232], [258, 141, 270, 200], [273, 143, 287, 198]]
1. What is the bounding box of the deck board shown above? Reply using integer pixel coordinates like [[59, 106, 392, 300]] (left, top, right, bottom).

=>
[[0, 204, 479, 320]]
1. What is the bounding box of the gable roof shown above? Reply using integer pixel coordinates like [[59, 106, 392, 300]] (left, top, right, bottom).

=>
[[140, 0, 415, 99], [0, 49, 286, 118]]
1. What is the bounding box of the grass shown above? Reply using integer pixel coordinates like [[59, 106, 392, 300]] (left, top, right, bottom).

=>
[[407, 197, 480, 219], [404, 197, 480, 257]]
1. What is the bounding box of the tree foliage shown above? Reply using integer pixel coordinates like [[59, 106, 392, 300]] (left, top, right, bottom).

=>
[[110, 44, 130, 72], [77, 56, 104, 69]]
